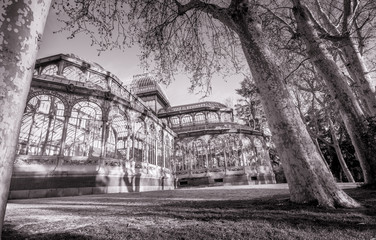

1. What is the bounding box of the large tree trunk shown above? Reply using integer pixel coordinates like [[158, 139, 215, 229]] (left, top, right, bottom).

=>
[[339, 36, 376, 117], [292, 0, 376, 184], [0, 0, 52, 232], [209, 2, 360, 208], [312, 1, 376, 117], [242, 42, 358, 207]]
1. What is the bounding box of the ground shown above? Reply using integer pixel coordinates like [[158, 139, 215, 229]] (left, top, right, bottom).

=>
[[2, 183, 376, 240]]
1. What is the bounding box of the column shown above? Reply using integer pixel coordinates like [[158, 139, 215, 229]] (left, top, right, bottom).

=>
[[223, 145, 227, 175], [242, 150, 247, 174], [58, 114, 70, 156], [131, 134, 135, 161], [100, 119, 108, 158], [57, 60, 65, 76], [113, 131, 118, 159], [206, 144, 210, 168], [189, 146, 192, 176], [162, 132, 165, 168], [126, 136, 130, 161], [155, 139, 158, 166]]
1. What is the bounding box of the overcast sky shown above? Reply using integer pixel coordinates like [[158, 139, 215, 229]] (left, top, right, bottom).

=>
[[37, 7, 244, 107]]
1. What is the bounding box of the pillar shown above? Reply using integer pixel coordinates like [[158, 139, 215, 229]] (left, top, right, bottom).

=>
[[57, 60, 65, 76], [223, 144, 227, 175], [155, 138, 158, 166], [58, 114, 70, 156], [162, 132, 166, 168], [100, 119, 108, 158], [126, 136, 131, 161]]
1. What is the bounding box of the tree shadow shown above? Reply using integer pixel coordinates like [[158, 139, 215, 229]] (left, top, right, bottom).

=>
[[2, 224, 93, 240], [4, 188, 376, 239]]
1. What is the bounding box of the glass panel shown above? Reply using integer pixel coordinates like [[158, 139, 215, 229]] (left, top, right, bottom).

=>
[[41, 64, 58, 76], [165, 136, 170, 169], [157, 130, 163, 167], [181, 115, 192, 126], [17, 95, 65, 156], [64, 101, 102, 157], [194, 140, 205, 169], [87, 73, 108, 90], [106, 107, 130, 159], [170, 116, 180, 126], [194, 112, 205, 124], [63, 66, 86, 82], [207, 112, 219, 123]]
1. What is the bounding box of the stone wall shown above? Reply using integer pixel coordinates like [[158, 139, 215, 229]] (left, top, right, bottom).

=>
[[9, 155, 174, 199]]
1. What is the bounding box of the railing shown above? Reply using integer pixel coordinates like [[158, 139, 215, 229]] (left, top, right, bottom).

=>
[[171, 122, 261, 134], [159, 101, 228, 114]]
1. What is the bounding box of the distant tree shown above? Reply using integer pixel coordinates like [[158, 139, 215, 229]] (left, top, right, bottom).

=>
[[54, 0, 360, 207], [235, 77, 265, 131], [0, 0, 52, 232]]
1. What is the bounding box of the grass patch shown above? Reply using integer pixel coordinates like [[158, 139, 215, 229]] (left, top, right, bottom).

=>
[[2, 185, 376, 240]]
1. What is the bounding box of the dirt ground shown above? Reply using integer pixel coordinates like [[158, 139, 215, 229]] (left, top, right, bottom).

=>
[[2, 183, 376, 240]]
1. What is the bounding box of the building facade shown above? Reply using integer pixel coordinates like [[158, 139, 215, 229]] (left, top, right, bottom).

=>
[[10, 54, 275, 199]]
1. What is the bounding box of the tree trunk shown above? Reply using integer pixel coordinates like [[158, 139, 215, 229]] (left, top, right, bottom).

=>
[[292, 0, 376, 184], [0, 0, 52, 232], [339, 36, 376, 117], [312, 1, 376, 117], [328, 119, 355, 183], [210, 3, 360, 208]]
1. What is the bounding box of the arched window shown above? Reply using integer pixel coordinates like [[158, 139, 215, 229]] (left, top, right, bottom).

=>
[[64, 101, 102, 157], [63, 65, 86, 82], [41, 64, 58, 76], [181, 114, 192, 126], [194, 112, 205, 124], [170, 116, 180, 126], [254, 137, 267, 164], [132, 121, 145, 162], [178, 144, 189, 171], [207, 112, 219, 123], [175, 145, 184, 171], [242, 137, 256, 167], [106, 108, 130, 159], [146, 124, 156, 165], [209, 137, 225, 167], [192, 140, 205, 169], [87, 73, 108, 90], [227, 135, 242, 167], [18, 95, 65, 156]]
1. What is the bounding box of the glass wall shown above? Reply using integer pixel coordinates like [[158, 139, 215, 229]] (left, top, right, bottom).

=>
[[64, 101, 103, 157], [18, 95, 65, 156], [106, 107, 130, 159]]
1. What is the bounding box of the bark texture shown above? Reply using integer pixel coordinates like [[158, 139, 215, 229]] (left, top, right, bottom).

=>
[[0, 0, 52, 231], [203, 1, 360, 208], [292, 0, 376, 184], [339, 37, 376, 117], [313, 1, 376, 117]]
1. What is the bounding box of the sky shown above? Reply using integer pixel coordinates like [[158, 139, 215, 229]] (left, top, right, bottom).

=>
[[37, 7, 244, 107]]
